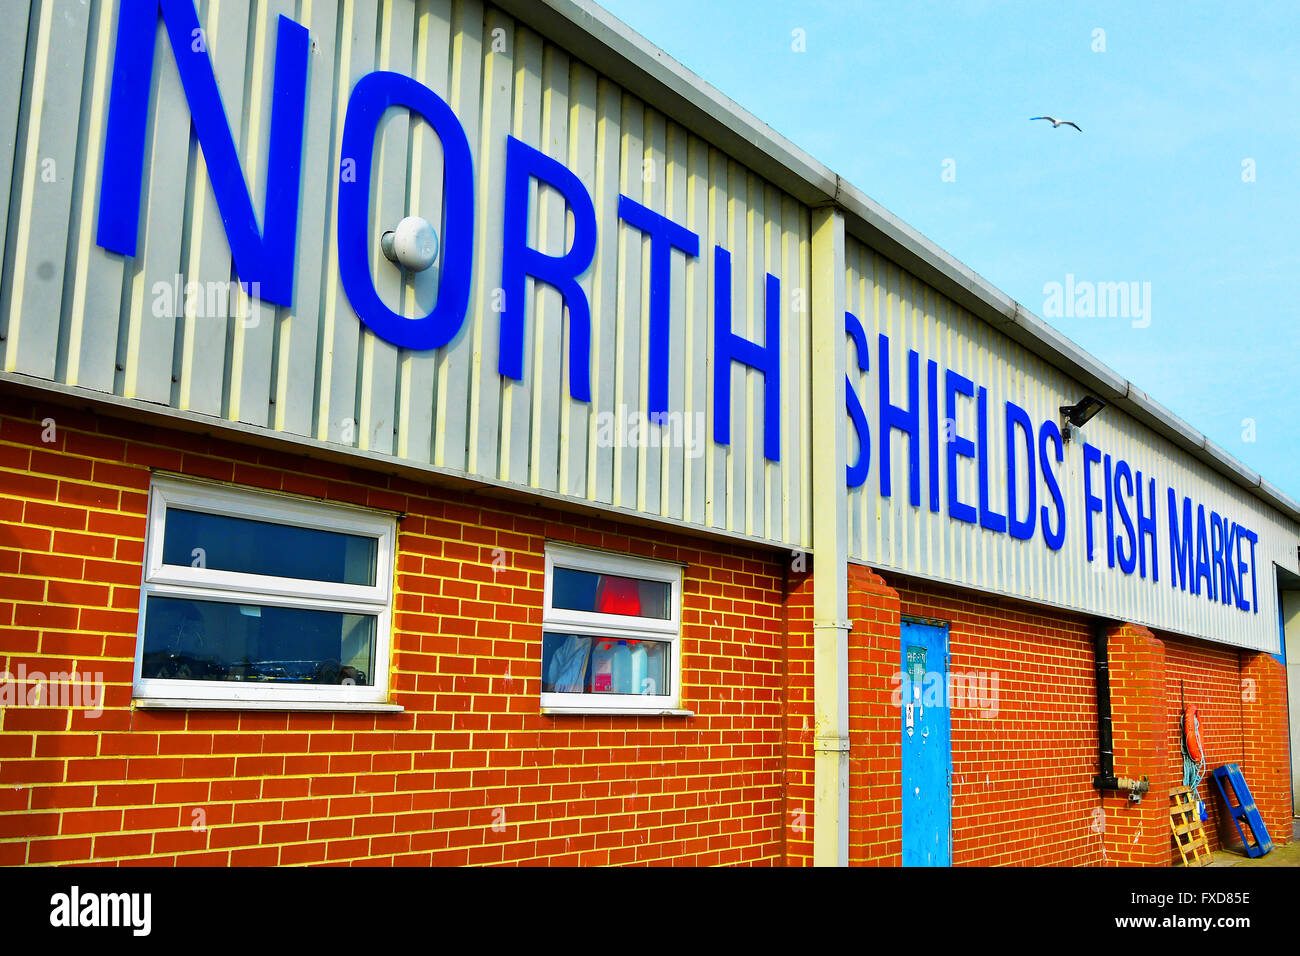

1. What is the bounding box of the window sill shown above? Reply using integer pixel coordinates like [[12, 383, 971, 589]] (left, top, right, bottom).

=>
[[133, 697, 405, 713], [540, 706, 694, 717]]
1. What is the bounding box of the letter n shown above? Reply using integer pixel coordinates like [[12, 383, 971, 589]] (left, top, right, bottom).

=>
[[96, 0, 308, 306]]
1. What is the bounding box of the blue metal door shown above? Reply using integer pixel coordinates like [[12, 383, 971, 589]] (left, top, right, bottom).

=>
[[900, 619, 952, 866]]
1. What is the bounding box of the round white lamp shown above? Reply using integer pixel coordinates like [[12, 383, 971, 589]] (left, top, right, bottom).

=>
[[380, 216, 439, 272]]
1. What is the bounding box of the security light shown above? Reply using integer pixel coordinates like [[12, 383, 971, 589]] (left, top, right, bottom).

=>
[[381, 216, 439, 272], [1059, 394, 1106, 442]]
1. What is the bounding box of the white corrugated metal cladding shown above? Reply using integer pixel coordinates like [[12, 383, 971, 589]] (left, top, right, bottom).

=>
[[0, 0, 1294, 652]]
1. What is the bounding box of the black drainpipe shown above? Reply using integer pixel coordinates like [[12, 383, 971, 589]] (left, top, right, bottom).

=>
[[1091, 621, 1150, 798]]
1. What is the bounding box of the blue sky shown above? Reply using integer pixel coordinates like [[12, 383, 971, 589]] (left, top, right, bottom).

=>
[[599, 0, 1300, 498]]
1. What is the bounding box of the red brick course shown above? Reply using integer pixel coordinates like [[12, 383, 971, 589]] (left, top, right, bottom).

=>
[[889, 576, 1105, 866], [0, 397, 786, 866], [1163, 637, 1242, 855], [1241, 652, 1291, 849], [0, 394, 1291, 866]]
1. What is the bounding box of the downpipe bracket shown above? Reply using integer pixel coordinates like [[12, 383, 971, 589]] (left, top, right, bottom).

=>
[[1093, 773, 1151, 804]]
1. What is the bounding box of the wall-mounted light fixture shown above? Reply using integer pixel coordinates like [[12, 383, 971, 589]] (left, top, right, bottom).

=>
[[381, 216, 439, 272], [1059, 394, 1106, 443]]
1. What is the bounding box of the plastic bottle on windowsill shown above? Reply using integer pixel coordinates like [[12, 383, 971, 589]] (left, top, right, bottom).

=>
[[628, 641, 648, 694], [610, 640, 633, 694], [643, 643, 664, 696], [591, 640, 616, 692]]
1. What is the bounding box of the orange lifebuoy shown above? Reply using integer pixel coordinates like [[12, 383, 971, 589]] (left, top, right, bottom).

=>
[[1184, 705, 1203, 762]]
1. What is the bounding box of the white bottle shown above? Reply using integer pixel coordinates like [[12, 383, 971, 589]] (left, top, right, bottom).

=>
[[590, 640, 617, 693], [610, 641, 633, 694], [628, 642, 648, 694], [643, 643, 665, 696]]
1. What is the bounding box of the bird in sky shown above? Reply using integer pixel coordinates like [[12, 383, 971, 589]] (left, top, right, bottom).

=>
[[1030, 116, 1082, 131]]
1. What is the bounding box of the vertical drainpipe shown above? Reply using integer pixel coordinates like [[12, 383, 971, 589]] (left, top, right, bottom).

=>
[[810, 206, 850, 866], [1091, 622, 1115, 789]]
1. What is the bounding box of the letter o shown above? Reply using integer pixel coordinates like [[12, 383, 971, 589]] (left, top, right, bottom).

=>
[[337, 71, 474, 349]]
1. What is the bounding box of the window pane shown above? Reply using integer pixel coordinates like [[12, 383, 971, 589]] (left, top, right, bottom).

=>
[[550, 567, 670, 619], [162, 508, 377, 586], [542, 632, 670, 696], [140, 595, 376, 685]]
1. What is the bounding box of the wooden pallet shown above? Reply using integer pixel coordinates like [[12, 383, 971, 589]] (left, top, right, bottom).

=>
[[1170, 785, 1212, 867]]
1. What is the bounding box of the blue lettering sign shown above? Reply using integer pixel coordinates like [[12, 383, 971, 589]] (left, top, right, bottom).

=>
[[500, 136, 598, 401], [878, 334, 921, 506], [712, 247, 782, 461], [1005, 401, 1036, 541], [845, 311, 871, 489], [945, 370, 977, 524], [98, 0, 308, 306], [338, 71, 474, 349], [617, 196, 699, 419], [1038, 421, 1066, 550]]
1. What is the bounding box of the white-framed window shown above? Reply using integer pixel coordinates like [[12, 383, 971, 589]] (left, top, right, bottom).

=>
[[541, 543, 685, 714], [133, 475, 397, 709]]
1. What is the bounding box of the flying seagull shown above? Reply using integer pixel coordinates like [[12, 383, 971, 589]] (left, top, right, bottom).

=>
[[1030, 116, 1082, 131]]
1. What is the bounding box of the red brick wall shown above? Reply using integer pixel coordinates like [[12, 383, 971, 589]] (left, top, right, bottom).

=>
[[1162, 637, 1242, 855], [847, 564, 902, 865], [1160, 637, 1292, 860], [781, 568, 813, 865], [1, 391, 1291, 867], [1103, 624, 1170, 867], [1241, 652, 1292, 849], [782, 564, 905, 867], [0, 395, 788, 866], [886, 576, 1105, 866], [779, 565, 1289, 868]]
